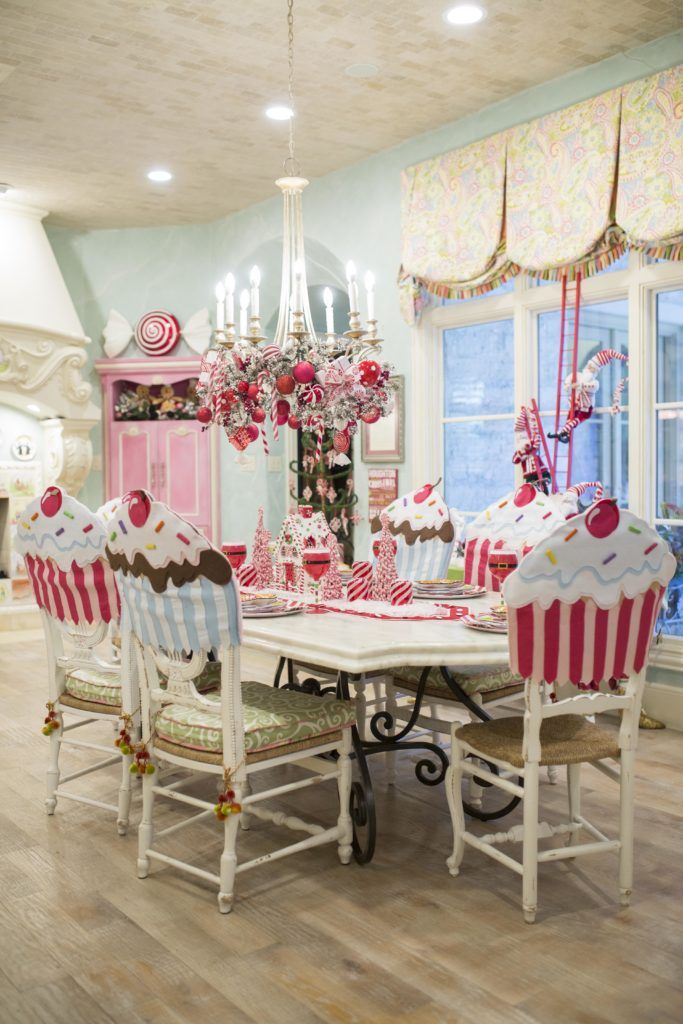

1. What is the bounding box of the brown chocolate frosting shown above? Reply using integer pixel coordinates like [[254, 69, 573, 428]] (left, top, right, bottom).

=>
[[370, 515, 455, 546], [106, 545, 231, 594]]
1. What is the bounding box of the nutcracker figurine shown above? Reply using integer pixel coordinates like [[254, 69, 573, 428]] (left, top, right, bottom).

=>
[[548, 349, 629, 444]]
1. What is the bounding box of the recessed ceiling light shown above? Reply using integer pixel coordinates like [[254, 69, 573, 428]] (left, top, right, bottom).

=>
[[345, 63, 379, 79], [147, 169, 173, 183], [444, 4, 486, 25], [266, 105, 294, 121], [0, 182, 13, 195], [27, 403, 41, 414]]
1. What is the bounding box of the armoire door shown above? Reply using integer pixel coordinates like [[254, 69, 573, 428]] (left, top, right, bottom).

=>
[[109, 423, 155, 497], [156, 421, 212, 539]]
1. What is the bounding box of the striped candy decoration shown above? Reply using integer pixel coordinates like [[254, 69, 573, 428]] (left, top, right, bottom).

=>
[[24, 553, 120, 625], [347, 576, 370, 601], [390, 579, 413, 606], [237, 562, 258, 588], [228, 427, 252, 452], [464, 536, 510, 591], [352, 560, 373, 583], [134, 310, 180, 357], [507, 586, 666, 689], [301, 384, 324, 405], [566, 481, 604, 503]]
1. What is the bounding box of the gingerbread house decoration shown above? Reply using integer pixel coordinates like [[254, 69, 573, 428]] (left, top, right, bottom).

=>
[[274, 506, 331, 592]]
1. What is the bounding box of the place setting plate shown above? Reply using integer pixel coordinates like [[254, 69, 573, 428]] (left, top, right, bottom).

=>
[[414, 579, 487, 600], [240, 592, 305, 618], [461, 611, 508, 634]]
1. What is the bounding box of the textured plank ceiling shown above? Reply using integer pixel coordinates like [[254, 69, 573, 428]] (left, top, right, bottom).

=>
[[1, 0, 681, 228]]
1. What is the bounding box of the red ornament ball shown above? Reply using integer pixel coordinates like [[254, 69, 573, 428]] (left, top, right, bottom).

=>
[[224, 389, 236, 404], [333, 430, 349, 454], [276, 374, 296, 395], [196, 406, 213, 424], [276, 412, 289, 426], [247, 382, 259, 401], [251, 407, 266, 423], [359, 360, 381, 386], [288, 415, 301, 430], [361, 407, 381, 424], [246, 424, 260, 442], [276, 399, 291, 417], [585, 498, 620, 539], [293, 360, 316, 385], [237, 381, 249, 394], [40, 486, 62, 518], [128, 490, 151, 528]]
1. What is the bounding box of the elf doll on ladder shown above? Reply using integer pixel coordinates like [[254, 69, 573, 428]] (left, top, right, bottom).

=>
[[548, 349, 629, 444]]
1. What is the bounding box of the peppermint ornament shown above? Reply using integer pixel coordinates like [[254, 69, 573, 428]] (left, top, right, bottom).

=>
[[390, 579, 413, 606], [134, 310, 180, 356]]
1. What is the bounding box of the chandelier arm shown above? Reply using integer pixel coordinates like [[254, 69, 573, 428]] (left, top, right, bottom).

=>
[[274, 189, 293, 349]]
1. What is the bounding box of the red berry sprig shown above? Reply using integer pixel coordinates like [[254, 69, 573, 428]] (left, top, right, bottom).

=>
[[128, 743, 155, 776], [214, 769, 242, 820], [41, 702, 60, 736], [115, 714, 134, 755]]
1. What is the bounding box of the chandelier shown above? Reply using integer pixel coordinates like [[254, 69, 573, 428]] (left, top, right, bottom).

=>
[[196, 0, 394, 464]]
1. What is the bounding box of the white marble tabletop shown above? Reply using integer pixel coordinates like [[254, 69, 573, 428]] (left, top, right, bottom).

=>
[[241, 595, 509, 675]]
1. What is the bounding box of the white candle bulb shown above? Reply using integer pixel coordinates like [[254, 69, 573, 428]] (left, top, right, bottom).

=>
[[364, 270, 375, 321], [215, 282, 226, 329], [225, 272, 235, 324], [239, 288, 249, 336], [346, 260, 359, 312], [293, 259, 304, 310], [250, 265, 260, 318], [323, 287, 334, 334]]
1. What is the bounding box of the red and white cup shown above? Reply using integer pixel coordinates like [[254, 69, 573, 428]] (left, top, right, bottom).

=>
[[299, 505, 313, 519], [390, 579, 414, 606], [347, 576, 370, 601]]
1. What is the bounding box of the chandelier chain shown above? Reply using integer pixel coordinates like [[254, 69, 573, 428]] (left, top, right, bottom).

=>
[[285, 0, 298, 175]]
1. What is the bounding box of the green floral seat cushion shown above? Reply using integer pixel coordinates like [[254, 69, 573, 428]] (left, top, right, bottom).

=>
[[65, 667, 122, 707], [393, 664, 521, 699], [155, 681, 356, 755]]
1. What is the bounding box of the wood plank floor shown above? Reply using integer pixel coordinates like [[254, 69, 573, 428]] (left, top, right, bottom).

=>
[[1, 628, 682, 1024]]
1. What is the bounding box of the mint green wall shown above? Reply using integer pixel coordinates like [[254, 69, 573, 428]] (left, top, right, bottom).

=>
[[48, 29, 683, 555]]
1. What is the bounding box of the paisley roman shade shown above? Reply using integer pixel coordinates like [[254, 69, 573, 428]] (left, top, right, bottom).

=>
[[399, 63, 682, 323], [616, 67, 683, 259]]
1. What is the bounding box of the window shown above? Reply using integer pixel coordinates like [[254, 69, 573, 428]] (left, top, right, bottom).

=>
[[442, 319, 514, 512], [655, 289, 683, 637], [415, 253, 683, 654]]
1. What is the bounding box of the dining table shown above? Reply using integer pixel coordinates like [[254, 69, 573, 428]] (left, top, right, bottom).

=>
[[241, 594, 512, 864]]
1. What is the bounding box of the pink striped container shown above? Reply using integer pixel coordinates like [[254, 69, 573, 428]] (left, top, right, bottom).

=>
[[390, 579, 414, 606], [237, 562, 258, 588], [507, 586, 667, 690], [24, 553, 120, 625], [352, 560, 373, 582], [347, 576, 370, 601], [464, 537, 509, 591]]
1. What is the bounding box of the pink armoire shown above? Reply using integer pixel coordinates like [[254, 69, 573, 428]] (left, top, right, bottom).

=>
[[95, 356, 219, 541]]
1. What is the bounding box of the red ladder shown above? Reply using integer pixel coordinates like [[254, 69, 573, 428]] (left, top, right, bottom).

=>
[[551, 272, 582, 493]]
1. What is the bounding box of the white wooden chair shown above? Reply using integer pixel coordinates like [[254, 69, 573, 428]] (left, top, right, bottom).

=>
[[445, 501, 676, 922], [109, 490, 356, 913], [15, 486, 138, 833]]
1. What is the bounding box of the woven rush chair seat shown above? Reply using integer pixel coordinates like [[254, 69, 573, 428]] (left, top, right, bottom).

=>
[[393, 664, 523, 703], [155, 680, 356, 758], [456, 714, 620, 768]]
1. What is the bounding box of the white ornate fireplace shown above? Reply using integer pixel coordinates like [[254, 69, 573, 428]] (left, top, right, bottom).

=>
[[0, 199, 98, 495]]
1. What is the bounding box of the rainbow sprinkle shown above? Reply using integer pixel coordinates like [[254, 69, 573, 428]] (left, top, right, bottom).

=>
[[82, 523, 93, 533], [564, 528, 578, 542], [387, 504, 395, 512], [428, 499, 436, 506], [545, 549, 557, 565], [145, 543, 156, 551], [628, 525, 641, 534], [486, 510, 491, 521], [30, 512, 39, 521], [498, 500, 508, 508], [154, 520, 165, 533], [118, 520, 127, 535], [56, 528, 64, 537], [64, 510, 74, 520], [542, 511, 552, 519], [602, 552, 617, 565], [644, 543, 657, 555], [110, 531, 117, 541], [21, 522, 30, 530], [515, 514, 524, 523], [177, 533, 190, 545]]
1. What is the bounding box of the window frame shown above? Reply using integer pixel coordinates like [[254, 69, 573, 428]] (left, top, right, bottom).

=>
[[411, 251, 683, 663]]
